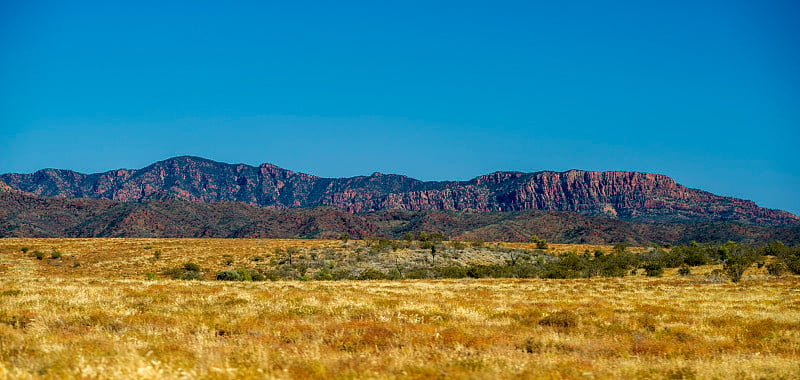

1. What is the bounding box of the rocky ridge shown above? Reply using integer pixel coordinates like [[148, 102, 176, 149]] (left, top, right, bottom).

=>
[[1, 156, 797, 226]]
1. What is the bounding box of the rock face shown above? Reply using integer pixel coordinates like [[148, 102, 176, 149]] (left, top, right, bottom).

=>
[[2, 156, 797, 225]]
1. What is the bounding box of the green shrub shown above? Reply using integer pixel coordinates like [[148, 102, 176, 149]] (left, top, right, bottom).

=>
[[466, 264, 512, 278], [763, 241, 788, 257], [145, 272, 157, 281], [766, 262, 785, 277], [216, 270, 242, 281], [530, 236, 548, 249], [724, 252, 757, 283], [313, 268, 334, 281], [332, 269, 354, 281], [678, 265, 691, 276], [683, 249, 709, 266], [164, 264, 204, 280], [357, 269, 387, 280], [386, 268, 403, 280], [20, 247, 30, 253], [437, 266, 467, 278], [540, 266, 582, 279], [511, 264, 540, 278], [777, 249, 800, 275], [180, 271, 204, 281], [235, 269, 253, 282], [405, 268, 437, 279], [34, 251, 45, 260], [51, 252, 62, 259], [153, 251, 162, 260], [183, 262, 201, 272], [643, 262, 664, 277]]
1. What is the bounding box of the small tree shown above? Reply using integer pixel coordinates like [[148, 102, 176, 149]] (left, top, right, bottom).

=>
[[530, 236, 548, 249], [339, 233, 350, 244], [723, 246, 759, 283]]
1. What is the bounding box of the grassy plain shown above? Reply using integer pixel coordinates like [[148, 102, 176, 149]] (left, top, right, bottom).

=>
[[0, 238, 798, 379]]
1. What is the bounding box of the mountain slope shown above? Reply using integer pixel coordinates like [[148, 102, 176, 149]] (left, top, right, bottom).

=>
[[2, 182, 798, 244], [2, 156, 797, 225]]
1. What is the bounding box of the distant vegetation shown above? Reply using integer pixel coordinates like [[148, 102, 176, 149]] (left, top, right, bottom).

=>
[[89, 235, 799, 283], [12, 235, 799, 283]]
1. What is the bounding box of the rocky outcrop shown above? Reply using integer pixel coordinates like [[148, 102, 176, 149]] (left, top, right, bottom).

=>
[[2, 156, 797, 226]]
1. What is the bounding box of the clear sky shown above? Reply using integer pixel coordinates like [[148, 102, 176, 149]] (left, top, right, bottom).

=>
[[1, 1, 798, 214]]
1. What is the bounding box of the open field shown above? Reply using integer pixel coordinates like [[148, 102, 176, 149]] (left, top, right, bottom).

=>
[[1, 239, 799, 379]]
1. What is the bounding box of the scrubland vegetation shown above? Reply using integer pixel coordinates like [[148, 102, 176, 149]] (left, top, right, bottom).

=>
[[1, 237, 799, 379]]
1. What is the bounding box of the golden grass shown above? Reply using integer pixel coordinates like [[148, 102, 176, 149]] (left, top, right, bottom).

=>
[[1, 239, 799, 379]]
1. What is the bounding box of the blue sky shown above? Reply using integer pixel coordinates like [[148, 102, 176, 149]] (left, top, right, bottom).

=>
[[1, 1, 798, 214]]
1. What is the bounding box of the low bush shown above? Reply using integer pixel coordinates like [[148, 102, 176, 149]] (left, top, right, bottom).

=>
[[313, 268, 334, 281], [405, 268, 437, 279], [358, 269, 387, 280], [235, 268, 252, 282], [33, 251, 45, 260], [216, 270, 242, 281], [777, 249, 800, 275], [766, 262, 785, 277], [180, 271, 204, 281], [164, 264, 205, 280], [332, 269, 354, 281], [678, 265, 691, 276], [437, 266, 467, 278], [183, 262, 201, 272], [643, 262, 664, 277]]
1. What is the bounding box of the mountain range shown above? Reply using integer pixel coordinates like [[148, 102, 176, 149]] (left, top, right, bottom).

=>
[[1, 181, 798, 244], [1, 156, 798, 243], [2, 156, 797, 226]]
